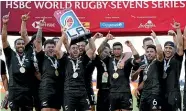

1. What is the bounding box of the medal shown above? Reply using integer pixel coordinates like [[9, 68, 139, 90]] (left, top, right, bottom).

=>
[[163, 58, 172, 79], [143, 74, 147, 81], [69, 57, 80, 79], [46, 54, 58, 76], [73, 72, 78, 78], [142, 59, 156, 81], [102, 72, 108, 83], [113, 72, 119, 79], [16, 53, 26, 74], [55, 70, 59, 76], [112, 56, 123, 79], [20, 67, 26, 73], [162, 72, 167, 79]]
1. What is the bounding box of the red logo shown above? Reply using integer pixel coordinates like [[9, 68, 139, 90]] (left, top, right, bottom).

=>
[[138, 20, 156, 29]]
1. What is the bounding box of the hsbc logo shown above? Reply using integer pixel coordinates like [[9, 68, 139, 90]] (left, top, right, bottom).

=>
[[32, 21, 55, 29]]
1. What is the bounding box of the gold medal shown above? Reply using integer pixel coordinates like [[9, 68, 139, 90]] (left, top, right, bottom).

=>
[[113, 73, 119, 79], [55, 70, 59, 76]]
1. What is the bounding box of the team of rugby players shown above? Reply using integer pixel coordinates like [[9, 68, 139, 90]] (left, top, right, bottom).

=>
[[1, 12, 186, 111]]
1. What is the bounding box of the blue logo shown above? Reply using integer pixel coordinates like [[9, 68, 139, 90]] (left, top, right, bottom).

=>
[[60, 10, 81, 30], [59, 10, 86, 38], [100, 22, 124, 28]]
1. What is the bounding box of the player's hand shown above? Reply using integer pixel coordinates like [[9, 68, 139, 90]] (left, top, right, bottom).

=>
[[93, 32, 103, 39], [21, 12, 30, 21], [134, 89, 140, 99], [38, 17, 45, 29], [91, 105, 95, 111], [117, 62, 124, 69], [151, 30, 156, 39], [168, 30, 176, 36], [138, 64, 147, 71], [171, 19, 180, 29], [0, 91, 8, 109], [125, 40, 133, 47], [2, 12, 10, 24], [106, 31, 115, 40]]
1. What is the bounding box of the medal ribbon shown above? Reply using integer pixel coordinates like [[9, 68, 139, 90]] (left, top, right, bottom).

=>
[[144, 59, 156, 74], [69, 56, 79, 73], [112, 56, 123, 72], [16, 53, 26, 67], [164, 57, 172, 72], [45, 54, 58, 70], [32, 48, 39, 72], [101, 60, 107, 72], [144, 55, 148, 65]]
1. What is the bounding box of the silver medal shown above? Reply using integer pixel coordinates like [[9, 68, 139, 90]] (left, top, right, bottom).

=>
[[73, 72, 78, 78], [20, 67, 26, 73]]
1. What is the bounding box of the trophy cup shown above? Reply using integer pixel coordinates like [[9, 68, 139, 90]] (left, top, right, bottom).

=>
[[54, 9, 91, 45]]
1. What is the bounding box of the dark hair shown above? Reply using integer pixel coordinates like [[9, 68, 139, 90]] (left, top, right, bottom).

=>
[[80, 40, 88, 45], [43, 39, 55, 48], [14, 38, 24, 46], [146, 44, 157, 52], [105, 43, 110, 49], [113, 42, 123, 48], [164, 41, 175, 48], [30, 33, 46, 45], [70, 43, 78, 48], [143, 37, 153, 45]]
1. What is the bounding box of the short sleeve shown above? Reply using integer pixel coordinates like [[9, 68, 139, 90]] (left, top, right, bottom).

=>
[[1, 60, 6, 75], [3, 46, 14, 66]]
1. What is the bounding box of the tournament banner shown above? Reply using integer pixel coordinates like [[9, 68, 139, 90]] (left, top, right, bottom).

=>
[[1, 1, 186, 36]]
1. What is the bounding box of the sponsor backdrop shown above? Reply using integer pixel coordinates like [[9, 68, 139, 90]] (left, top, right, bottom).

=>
[[1, 1, 186, 36]]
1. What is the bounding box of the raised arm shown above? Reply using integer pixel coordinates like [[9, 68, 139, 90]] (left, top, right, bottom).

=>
[[97, 32, 114, 54], [62, 33, 70, 53], [125, 41, 140, 62], [2, 13, 10, 49], [117, 52, 132, 69], [85, 32, 103, 51], [55, 28, 66, 59], [171, 20, 184, 56], [20, 12, 30, 45], [151, 30, 164, 61], [86, 36, 96, 59], [34, 18, 45, 53], [168, 30, 177, 46], [183, 26, 186, 50]]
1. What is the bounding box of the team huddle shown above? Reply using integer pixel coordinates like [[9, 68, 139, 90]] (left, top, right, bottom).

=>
[[1, 12, 186, 111]]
